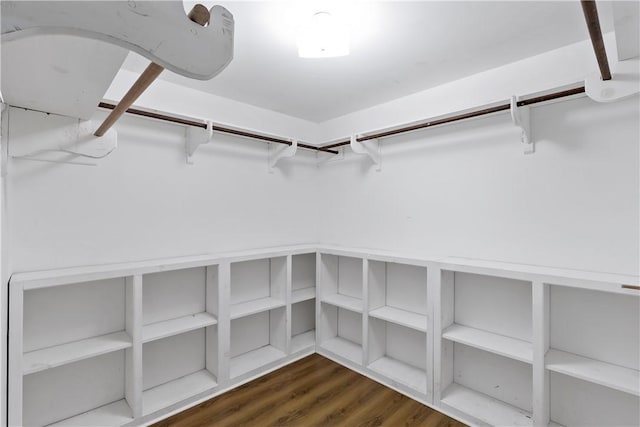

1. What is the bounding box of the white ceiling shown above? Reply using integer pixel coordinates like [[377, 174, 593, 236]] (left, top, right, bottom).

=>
[[122, 1, 614, 123]]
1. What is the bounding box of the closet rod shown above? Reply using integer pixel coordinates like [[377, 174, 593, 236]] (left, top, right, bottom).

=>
[[97, 102, 339, 154], [580, 0, 612, 81], [320, 86, 586, 150]]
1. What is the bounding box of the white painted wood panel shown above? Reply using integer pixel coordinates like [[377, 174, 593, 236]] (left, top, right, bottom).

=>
[[230, 345, 286, 379], [441, 383, 533, 427], [338, 256, 363, 299], [369, 356, 427, 394], [337, 308, 362, 345], [442, 324, 532, 364], [49, 399, 132, 427], [230, 259, 270, 304], [369, 306, 427, 332], [550, 286, 640, 370], [453, 344, 533, 413], [143, 268, 206, 325], [549, 373, 640, 427], [142, 370, 217, 416], [546, 349, 639, 396], [142, 313, 217, 343], [321, 337, 362, 364], [23, 331, 132, 375], [386, 263, 428, 315], [292, 299, 315, 336], [23, 351, 126, 427], [230, 297, 285, 319], [322, 293, 363, 313], [292, 253, 316, 290], [230, 311, 269, 357], [23, 278, 125, 352], [386, 322, 426, 371], [292, 287, 316, 303], [291, 330, 316, 353], [454, 272, 532, 341], [142, 329, 205, 391]]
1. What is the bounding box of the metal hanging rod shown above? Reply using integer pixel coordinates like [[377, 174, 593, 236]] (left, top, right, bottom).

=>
[[581, 0, 612, 81], [320, 86, 586, 151], [97, 102, 339, 154]]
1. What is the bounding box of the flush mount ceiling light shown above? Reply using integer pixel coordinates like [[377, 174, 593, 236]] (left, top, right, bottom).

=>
[[297, 11, 349, 58]]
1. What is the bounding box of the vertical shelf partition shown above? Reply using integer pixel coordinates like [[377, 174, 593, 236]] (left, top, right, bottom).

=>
[[290, 253, 317, 354]]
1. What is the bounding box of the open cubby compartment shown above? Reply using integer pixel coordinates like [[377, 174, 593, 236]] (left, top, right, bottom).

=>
[[545, 285, 639, 426], [22, 278, 134, 426], [230, 257, 286, 319], [440, 342, 533, 426], [142, 327, 218, 416], [230, 308, 287, 379], [24, 351, 132, 427], [292, 252, 316, 303], [368, 260, 428, 332], [142, 266, 218, 343], [441, 271, 533, 364], [291, 299, 316, 353], [319, 303, 363, 365], [367, 317, 427, 395], [319, 254, 363, 313]]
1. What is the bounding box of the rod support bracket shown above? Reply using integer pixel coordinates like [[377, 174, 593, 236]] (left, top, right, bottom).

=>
[[350, 135, 381, 171], [511, 95, 533, 155], [185, 121, 213, 164], [585, 58, 640, 103], [268, 138, 297, 173]]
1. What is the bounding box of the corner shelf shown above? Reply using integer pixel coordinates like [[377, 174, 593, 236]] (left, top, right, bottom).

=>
[[230, 345, 286, 379], [23, 331, 132, 375], [546, 349, 639, 396], [142, 370, 217, 416], [292, 287, 315, 303], [369, 306, 426, 332], [442, 324, 532, 364], [142, 312, 217, 343], [321, 293, 362, 313], [369, 356, 427, 394], [49, 399, 133, 427], [441, 383, 533, 427], [291, 330, 315, 353]]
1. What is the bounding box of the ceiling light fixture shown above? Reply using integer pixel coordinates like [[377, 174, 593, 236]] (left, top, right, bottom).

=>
[[297, 11, 349, 58]]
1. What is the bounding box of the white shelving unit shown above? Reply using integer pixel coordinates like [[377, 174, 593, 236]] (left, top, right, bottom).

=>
[[545, 285, 640, 427], [229, 257, 287, 379], [141, 266, 219, 415], [367, 260, 429, 396], [9, 245, 639, 427], [318, 253, 364, 365], [18, 278, 135, 427], [439, 271, 534, 426]]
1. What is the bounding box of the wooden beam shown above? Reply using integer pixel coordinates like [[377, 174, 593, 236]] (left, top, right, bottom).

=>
[[581, 0, 612, 81]]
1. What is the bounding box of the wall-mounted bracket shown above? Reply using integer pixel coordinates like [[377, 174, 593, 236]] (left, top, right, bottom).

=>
[[511, 96, 534, 155], [585, 58, 640, 103], [350, 135, 381, 171], [268, 139, 297, 173], [9, 119, 117, 166], [186, 121, 213, 165]]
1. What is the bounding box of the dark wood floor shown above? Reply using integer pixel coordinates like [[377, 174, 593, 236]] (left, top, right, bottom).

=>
[[153, 354, 467, 427]]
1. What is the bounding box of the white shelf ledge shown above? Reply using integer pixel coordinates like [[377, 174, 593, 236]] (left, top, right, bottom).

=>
[[442, 324, 533, 364], [230, 345, 287, 379], [321, 293, 363, 313], [230, 297, 285, 320], [49, 399, 133, 427], [142, 312, 217, 343], [368, 356, 427, 394], [369, 306, 427, 332], [23, 331, 132, 375], [546, 349, 640, 396], [292, 287, 316, 303], [291, 330, 315, 353], [321, 336, 362, 365], [441, 383, 533, 427], [143, 369, 217, 416]]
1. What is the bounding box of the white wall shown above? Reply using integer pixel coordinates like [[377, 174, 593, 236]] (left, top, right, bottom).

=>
[[317, 94, 639, 276], [5, 106, 320, 272]]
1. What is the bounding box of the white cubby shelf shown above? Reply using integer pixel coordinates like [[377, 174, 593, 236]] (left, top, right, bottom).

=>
[[9, 245, 639, 427]]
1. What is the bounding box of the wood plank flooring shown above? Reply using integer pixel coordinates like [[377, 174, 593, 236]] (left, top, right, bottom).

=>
[[152, 354, 467, 427]]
